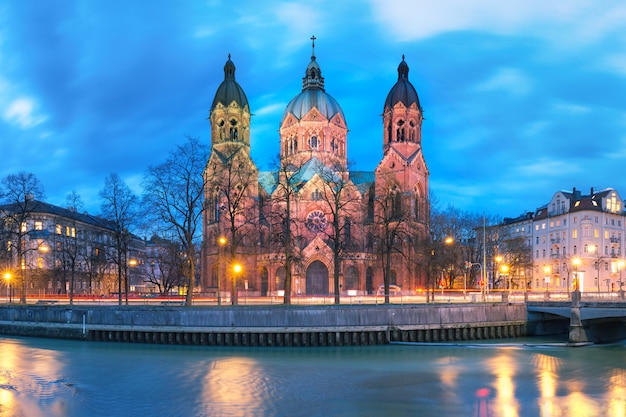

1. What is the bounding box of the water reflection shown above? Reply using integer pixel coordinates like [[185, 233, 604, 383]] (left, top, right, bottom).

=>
[[0, 338, 74, 417], [1, 337, 626, 416], [202, 357, 265, 416]]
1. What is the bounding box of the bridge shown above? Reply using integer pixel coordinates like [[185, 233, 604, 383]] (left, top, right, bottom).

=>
[[527, 291, 626, 344]]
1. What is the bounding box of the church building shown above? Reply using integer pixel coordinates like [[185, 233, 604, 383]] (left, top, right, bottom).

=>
[[201, 39, 429, 300]]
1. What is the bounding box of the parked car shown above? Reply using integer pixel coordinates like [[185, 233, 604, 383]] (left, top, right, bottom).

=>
[[376, 284, 402, 296]]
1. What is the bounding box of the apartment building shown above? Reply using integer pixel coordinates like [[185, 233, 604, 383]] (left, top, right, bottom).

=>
[[0, 198, 145, 297], [497, 187, 625, 293]]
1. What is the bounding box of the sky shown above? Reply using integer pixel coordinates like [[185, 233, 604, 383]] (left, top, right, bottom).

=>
[[2, 1, 626, 220]]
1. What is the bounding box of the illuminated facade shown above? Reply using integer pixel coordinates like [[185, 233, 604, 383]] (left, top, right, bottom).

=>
[[497, 187, 626, 293], [0, 199, 145, 297], [202, 40, 430, 298]]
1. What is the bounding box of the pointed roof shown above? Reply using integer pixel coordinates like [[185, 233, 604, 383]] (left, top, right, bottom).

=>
[[384, 55, 421, 111], [211, 55, 249, 111]]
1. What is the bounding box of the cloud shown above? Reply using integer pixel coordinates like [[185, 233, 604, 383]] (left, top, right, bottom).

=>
[[472, 68, 533, 97], [370, 0, 626, 43], [3, 97, 46, 128]]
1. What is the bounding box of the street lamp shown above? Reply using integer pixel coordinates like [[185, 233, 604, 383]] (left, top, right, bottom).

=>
[[217, 236, 227, 306], [232, 262, 242, 306], [572, 257, 581, 293], [618, 260, 625, 298], [501, 264, 510, 292], [543, 265, 551, 291], [3, 272, 11, 303]]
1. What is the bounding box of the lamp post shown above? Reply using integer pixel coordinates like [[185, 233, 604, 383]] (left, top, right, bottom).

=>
[[543, 265, 551, 291], [618, 260, 625, 299], [3, 272, 11, 303], [572, 257, 581, 294], [232, 262, 242, 306], [217, 236, 227, 306], [501, 264, 510, 292], [495, 255, 503, 290]]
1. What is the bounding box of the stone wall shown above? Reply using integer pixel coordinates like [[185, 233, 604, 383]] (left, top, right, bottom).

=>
[[0, 304, 527, 346]]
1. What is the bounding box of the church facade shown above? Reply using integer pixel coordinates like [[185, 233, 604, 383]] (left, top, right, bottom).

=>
[[201, 40, 430, 299]]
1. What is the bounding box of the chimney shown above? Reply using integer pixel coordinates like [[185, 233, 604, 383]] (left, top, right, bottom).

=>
[[590, 187, 594, 195]]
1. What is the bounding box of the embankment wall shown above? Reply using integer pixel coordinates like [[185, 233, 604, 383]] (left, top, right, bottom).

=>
[[0, 304, 527, 347]]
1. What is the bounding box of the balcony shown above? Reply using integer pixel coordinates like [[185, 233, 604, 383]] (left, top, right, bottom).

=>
[[550, 238, 561, 244], [610, 237, 621, 243]]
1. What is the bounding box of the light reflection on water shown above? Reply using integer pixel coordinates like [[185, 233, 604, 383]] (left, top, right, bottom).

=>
[[0, 336, 625, 417]]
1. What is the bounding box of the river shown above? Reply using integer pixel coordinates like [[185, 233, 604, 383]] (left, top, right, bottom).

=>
[[0, 335, 624, 417]]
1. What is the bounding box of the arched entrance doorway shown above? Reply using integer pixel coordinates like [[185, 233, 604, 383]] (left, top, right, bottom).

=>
[[306, 261, 329, 295], [260, 267, 268, 296], [275, 267, 285, 291], [366, 267, 373, 294]]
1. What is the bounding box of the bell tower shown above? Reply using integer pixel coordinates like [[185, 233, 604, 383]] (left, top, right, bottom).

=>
[[209, 55, 251, 153]]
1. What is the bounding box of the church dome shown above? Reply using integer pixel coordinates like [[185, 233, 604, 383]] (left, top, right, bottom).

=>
[[211, 55, 249, 111], [384, 55, 421, 110], [283, 88, 344, 121], [282, 41, 345, 123]]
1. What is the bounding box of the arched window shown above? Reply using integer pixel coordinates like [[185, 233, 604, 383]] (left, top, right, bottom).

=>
[[229, 119, 238, 140], [414, 195, 420, 220], [392, 190, 403, 220], [396, 120, 405, 141], [344, 217, 352, 242], [310, 135, 319, 149], [218, 120, 225, 140]]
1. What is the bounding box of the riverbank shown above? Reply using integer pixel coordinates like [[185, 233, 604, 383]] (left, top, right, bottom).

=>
[[0, 303, 528, 347]]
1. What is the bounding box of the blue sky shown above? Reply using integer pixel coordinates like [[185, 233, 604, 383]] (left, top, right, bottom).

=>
[[2, 1, 626, 219]]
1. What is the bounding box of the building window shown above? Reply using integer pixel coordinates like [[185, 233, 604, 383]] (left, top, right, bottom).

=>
[[56, 224, 62, 234], [311, 189, 322, 201], [34, 221, 43, 231], [21, 223, 27, 233], [310, 135, 319, 149], [572, 230, 578, 239]]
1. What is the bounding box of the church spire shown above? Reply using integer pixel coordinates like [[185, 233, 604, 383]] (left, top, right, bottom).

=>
[[302, 35, 324, 90]]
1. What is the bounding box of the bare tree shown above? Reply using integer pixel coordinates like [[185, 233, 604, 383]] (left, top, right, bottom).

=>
[[372, 176, 412, 304], [267, 159, 304, 305], [143, 137, 209, 305], [99, 173, 138, 306], [53, 191, 86, 304], [0, 172, 45, 303], [144, 234, 185, 295], [317, 164, 361, 304], [205, 143, 259, 305]]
